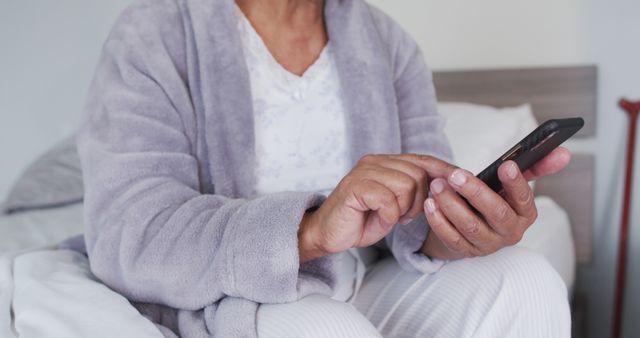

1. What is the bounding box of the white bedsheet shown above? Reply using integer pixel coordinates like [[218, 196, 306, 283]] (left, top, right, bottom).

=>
[[518, 196, 576, 292], [12, 250, 163, 338], [0, 197, 576, 337], [0, 204, 84, 254]]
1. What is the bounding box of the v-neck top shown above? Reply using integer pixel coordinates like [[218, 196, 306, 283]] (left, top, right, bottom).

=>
[[234, 5, 351, 199], [235, 5, 362, 303]]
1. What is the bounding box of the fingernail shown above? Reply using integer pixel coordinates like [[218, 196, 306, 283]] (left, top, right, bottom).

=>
[[431, 179, 444, 194], [425, 198, 437, 214], [449, 169, 467, 186], [399, 217, 414, 225], [507, 163, 518, 180]]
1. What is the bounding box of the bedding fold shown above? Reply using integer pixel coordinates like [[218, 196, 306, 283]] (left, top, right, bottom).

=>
[[11, 250, 164, 338]]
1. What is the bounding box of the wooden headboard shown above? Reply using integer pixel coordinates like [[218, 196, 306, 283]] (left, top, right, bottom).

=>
[[433, 65, 597, 264]]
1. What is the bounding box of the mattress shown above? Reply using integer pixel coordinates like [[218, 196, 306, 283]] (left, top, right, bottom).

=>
[[518, 196, 576, 292], [0, 196, 576, 289], [0, 197, 576, 338]]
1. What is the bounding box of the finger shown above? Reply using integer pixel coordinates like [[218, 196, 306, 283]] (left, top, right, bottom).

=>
[[446, 169, 518, 236], [430, 178, 501, 249], [423, 197, 476, 257], [374, 158, 428, 223], [350, 179, 402, 246], [523, 147, 571, 181], [358, 166, 418, 217], [350, 178, 402, 225], [387, 153, 458, 180], [498, 161, 538, 221]]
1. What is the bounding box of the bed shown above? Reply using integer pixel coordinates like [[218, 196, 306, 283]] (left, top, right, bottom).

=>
[[0, 65, 597, 338]]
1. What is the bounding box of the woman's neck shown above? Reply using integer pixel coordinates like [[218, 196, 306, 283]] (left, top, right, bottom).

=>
[[235, 0, 328, 76], [235, 0, 325, 31]]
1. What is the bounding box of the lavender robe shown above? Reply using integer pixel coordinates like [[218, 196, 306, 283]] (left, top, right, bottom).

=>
[[75, 0, 452, 336]]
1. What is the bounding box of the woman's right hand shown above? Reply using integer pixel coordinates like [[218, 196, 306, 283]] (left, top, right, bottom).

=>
[[298, 154, 457, 263]]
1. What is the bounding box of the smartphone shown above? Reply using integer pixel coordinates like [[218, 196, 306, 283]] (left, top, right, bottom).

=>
[[476, 117, 584, 192]]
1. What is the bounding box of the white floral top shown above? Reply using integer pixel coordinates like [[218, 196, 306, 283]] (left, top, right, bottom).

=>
[[235, 5, 362, 303], [235, 6, 351, 198]]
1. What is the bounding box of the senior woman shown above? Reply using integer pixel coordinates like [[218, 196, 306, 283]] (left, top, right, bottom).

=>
[[76, 0, 572, 336]]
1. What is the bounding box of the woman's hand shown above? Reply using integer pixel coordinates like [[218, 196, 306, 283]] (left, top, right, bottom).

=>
[[298, 154, 457, 263], [421, 147, 571, 260]]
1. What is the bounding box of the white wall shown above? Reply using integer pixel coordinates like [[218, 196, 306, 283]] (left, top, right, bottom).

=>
[[0, 0, 131, 199], [579, 1, 640, 337], [367, 0, 640, 337], [369, 0, 588, 70]]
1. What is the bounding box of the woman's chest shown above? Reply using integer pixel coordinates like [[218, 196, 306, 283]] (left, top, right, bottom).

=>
[[247, 46, 351, 196]]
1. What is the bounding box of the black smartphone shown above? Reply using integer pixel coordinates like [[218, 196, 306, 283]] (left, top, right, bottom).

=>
[[476, 117, 584, 192]]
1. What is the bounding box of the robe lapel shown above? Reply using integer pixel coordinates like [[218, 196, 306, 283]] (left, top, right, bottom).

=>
[[325, 0, 402, 167], [192, 0, 257, 198]]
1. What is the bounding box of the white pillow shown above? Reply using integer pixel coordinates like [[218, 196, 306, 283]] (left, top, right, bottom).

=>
[[438, 102, 538, 176]]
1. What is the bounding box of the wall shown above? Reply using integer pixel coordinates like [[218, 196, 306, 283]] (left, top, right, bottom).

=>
[[1, 0, 639, 337], [367, 0, 640, 337], [369, 0, 588, 70], [0, 0, 131, 199], [580, 1, 640, 337]]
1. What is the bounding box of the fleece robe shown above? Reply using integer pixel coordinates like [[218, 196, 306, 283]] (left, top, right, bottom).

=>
[[74, 0, 452, 336]]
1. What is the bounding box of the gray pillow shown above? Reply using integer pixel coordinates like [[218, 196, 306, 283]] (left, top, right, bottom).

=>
[[3, 136, 84, 214]]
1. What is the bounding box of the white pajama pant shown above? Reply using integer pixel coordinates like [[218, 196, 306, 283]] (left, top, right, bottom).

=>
[[257, 246, 571, 338]]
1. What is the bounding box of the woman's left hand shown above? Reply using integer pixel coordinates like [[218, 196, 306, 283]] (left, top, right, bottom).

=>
[[421, 147, 571, 260]]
